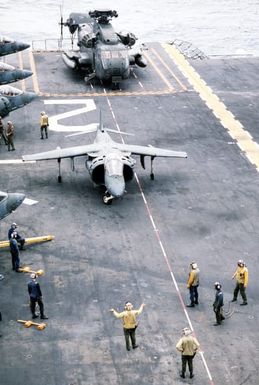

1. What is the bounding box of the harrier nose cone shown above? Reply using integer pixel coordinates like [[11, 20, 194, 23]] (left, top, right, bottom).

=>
[[6, 193, 25, 213], [0, 69, 33, 85], [105, 175, 125, 198], [13, 41, 30, 53], [16, 69, 33, 80]]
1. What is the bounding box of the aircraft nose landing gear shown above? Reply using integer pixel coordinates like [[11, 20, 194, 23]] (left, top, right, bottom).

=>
[[102, 192, 113, 205], [58, 158, 62, 183]]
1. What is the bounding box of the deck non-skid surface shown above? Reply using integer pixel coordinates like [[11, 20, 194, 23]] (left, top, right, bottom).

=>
[[1, 43, 259, 385]]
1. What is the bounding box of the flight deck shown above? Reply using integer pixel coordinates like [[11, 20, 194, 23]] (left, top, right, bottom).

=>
[[1, 42, 259, 385]]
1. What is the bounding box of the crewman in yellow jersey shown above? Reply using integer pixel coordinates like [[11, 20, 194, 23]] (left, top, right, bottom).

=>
[[187, 262, 200, 307], [40, 111, 49, 139], [231, 259, 249, 305], [176, 327, 200, 379], [110, 302, 145, 351]]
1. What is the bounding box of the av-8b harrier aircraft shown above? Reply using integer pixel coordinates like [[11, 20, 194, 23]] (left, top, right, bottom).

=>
[[23, 122, 187, 204], [0, 36, 36, 117], [0, 36, 36, 218]]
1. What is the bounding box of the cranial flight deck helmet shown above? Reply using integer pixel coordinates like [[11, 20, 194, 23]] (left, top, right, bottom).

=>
[[182, 327, 192, 336], [237, 259, 245, 267], [124, 301, 133, 310], [214, 282, 222, 290], [190, 262, 198, 269]]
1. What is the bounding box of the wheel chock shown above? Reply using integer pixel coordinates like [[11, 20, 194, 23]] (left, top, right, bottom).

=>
[[18, 267, 45, 276], [17, 319, 47, 330]]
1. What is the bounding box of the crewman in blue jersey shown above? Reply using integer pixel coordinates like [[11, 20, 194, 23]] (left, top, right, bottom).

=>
[[9, 232, 20, 272], [213, 282, 225, 326], [28, 273, 48, 320], [8, 222, 25, 250]]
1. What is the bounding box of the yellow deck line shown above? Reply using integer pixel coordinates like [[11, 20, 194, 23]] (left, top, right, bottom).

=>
[[17, 52, 25, 92], [37, 89, 184, 98], [144, 51, 174, 91], [163, 43, 259, 171], [28, 49, 40, 94], [151, 47, 187, 91]]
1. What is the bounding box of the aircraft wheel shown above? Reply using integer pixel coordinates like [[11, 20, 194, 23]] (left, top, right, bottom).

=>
[[102, 194, 112, 205], [135, 55, 147, 68], [58, 176, 62, 183], [112, 82, 120, 90]]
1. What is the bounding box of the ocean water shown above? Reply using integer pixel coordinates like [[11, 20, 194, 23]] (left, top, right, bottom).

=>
[[0, 0, 259, 56]]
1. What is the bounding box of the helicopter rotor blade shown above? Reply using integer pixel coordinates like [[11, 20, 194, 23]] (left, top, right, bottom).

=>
[[59, 2, 64, 40]]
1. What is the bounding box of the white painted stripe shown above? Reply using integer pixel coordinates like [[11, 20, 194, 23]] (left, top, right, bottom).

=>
[[200, 351, 213, 381], [0, 160, 35, 164], [23, 198, 38, 205], [104, 93, 213, 382], [43, 99, 96, 132]]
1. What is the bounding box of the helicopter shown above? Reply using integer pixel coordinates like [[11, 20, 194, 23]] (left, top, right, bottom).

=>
[[60, 9, 147, 85]]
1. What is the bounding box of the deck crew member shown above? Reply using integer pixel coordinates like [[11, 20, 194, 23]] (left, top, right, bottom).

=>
[[6, 120, 15, 151], [9, 232, 21, 272], [213, 282, 225, 325], [187, 262, 200, 307], [0, 116, 8, 145], [28, 273, 48, 320], [8, 222, 25, 250], [40, 111, 49, 139], [176, 327, 200, 379], [231, 259, 248, 305], [110, 302, 145, 351]]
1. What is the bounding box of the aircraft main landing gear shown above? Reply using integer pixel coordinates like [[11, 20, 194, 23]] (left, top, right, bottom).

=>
[[58, 158, 62, 183], [150, 156, 155, 180], [84, 73, 95, 83]]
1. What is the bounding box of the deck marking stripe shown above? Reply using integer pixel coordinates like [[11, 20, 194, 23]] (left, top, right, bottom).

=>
[[134, 172, 214, 384], [36, 89, 182, 97], [163, 43, 259, 172], [150, 47, 188, 91], [17, 52, 26, 92], [28, 49, 40, 94], [104, 95, 214, 383], [144, 51, 175, 91], [0, 160, 35, 164]]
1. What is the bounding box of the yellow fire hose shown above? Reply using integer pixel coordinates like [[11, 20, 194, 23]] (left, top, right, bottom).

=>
[[0, 235, 54, 250]]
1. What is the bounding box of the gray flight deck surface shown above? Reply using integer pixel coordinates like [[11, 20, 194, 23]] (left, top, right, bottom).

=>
[[1, 42, 259, 385]]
